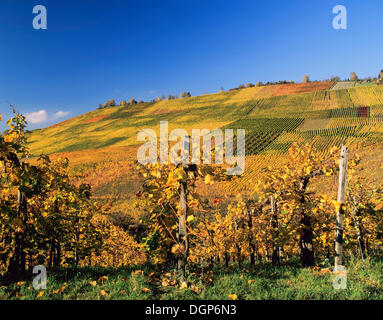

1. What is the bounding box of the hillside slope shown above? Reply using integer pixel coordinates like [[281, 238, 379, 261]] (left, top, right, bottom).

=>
[[25, 81, 383, 210], [27, 81, 383, 157]]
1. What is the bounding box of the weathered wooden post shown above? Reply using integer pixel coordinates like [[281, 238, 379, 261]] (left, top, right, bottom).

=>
[[270, 195, 280, 266], [353, 196, 366, 259], [178, 176, 187, 279], [177, 135, 191, 280], [335, 144, 348, 271], [246, 207, 256, 266]]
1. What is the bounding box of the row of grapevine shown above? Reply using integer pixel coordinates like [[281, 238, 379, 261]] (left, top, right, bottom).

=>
[[224, 118, 304, 132], [0, 111, 146, 275], [137, 143, 383, 272]]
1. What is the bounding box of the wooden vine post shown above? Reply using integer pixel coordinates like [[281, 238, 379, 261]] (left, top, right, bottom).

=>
[[353, 196, 366, 259], [178, 176, 188, 280], [270, 195, 280, 266], [177, 135, 194, 280], [335, 144, 348, 271]]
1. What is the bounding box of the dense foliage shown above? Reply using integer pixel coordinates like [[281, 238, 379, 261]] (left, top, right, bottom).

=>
[[0, 110, 145, 275]]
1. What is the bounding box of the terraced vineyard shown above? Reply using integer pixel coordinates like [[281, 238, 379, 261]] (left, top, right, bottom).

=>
[[26, 81, 383, 198], [219, 89, 383, 188], [227, 118, 383, 156]]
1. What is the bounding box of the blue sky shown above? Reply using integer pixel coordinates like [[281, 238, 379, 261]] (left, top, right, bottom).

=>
[[1, 0, 383, 130]]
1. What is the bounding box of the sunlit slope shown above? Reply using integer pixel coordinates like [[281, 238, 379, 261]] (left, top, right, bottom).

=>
[[27, 82, 383, 155], [27, 100, 249, 155]]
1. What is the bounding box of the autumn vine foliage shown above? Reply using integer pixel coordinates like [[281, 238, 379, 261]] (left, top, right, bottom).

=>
[[135, 159, 226, 266], [138, 142, 383, 271], [2, 108, 382, 279], [0, 110, 145, 275]]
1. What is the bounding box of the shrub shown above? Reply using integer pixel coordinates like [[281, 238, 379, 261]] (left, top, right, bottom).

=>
[[245, 83, 254, 88], [181, 92, 191, 98], [103, 99, 116, 108], [256, 81, 263, 86], [330, 76, 340, 82], [350, 72, 359, 81], [129, 98, 137, 105], [302, 75, 310, 83], [119, 100, 128, 107]]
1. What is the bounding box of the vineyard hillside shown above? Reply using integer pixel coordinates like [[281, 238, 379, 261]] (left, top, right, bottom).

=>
[[26, 82, 383, 200], [2, 80, 383, 300]]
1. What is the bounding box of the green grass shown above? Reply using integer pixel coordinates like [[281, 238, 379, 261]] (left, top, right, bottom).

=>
[[0, 265, 156, 300], [2, 257, 382, 300]]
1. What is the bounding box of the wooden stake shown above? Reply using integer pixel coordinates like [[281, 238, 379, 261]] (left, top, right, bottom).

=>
[[335, 144, 348, 270], [353, 196, 366, 259], [177, 136, 191, 280], [270, 195, 280, 266]]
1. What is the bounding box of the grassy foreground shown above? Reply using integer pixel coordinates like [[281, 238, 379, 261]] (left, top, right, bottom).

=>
[[1, 257, 382, 300]]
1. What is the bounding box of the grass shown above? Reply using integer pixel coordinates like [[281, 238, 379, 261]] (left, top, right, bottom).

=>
[[1, 257, 382, 300], [0, 266, 155, 300]]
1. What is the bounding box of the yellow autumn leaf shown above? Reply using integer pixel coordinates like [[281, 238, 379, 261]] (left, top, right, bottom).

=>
[[37, 291, 45, 298], [98, 275, 108, 283], [228, 294, 238, 300], [204, 174, 213, 185], [100, 290, 108, 296], [320, 268, 331, 274], [161, 279, 169, 287], [141, 287, 152, 293], [171, 244, 180, 254], [248, 280, 255, 284], [180, 281, 188, 289], [90, 281, 97, 286], [187, 215, 194, 223], [190, 285, 200, 294]]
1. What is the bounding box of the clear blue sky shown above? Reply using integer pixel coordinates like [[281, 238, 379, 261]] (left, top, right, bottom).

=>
[[1, 0, 383, 130]]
